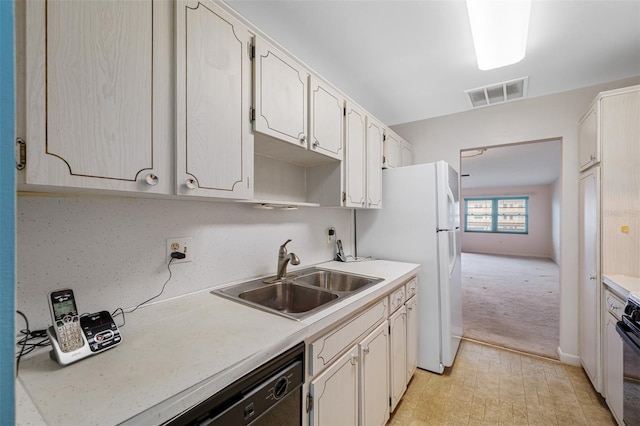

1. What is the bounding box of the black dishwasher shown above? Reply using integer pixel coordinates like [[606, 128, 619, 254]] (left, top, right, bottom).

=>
[[167, 342, 304, 426]]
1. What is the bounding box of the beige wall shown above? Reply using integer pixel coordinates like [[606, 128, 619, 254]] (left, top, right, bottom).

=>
[[392, 76, 640, 363], [461, 184, 553, 259]]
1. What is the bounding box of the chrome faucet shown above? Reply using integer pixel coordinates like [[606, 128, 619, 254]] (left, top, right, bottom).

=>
[[276, 239, 300, 279]]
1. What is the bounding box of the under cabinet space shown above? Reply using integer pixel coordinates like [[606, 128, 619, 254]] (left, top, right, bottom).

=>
[[253, 130, 342, 206], [253, 152, 341, 206], [254, 154, 308, 204]]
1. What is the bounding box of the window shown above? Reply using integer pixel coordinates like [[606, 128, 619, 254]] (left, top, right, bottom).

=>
[[464, 196, 528, 234]]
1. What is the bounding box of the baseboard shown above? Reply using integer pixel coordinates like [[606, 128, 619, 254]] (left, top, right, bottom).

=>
[[557, 346, 581, 366]]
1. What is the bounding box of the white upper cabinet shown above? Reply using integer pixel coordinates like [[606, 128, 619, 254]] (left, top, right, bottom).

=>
[[366, 117, 384, 209], [383, 130, 402, 169], [578, 104, 599, 171], [344, 102, 367, 208], [401, 140, 414, 167], [23, 0, 171, 194], [309, 76, 344, 161], [175, 0, 253, 199], [253, 37, 308, 148]]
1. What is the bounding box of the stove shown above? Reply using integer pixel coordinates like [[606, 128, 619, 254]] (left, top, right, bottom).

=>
[[617, 293, 640, 425]]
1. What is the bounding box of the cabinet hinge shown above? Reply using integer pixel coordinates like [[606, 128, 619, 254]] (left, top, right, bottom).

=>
[[306, 393, 313, 412], [383, 134, 386, 141], [389, 397, 392, 407], [342, 192, 346, 203], [16, 138, 26, 170], [343, 107, 346, 116], [249, 43, 255, 60], [383, 155, 387, 164], [250, 107, 255, 122]]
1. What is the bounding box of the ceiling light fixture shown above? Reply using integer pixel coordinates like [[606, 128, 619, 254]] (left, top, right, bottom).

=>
[[466, 0, 532, 70]]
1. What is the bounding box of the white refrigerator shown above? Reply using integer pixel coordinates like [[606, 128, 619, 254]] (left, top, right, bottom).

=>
[[356, 161, 462, 374]]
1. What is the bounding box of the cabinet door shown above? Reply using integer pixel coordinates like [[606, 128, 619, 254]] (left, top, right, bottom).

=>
[[401, 140, 414, 167], [383, 131, 402, 169], [578, 105, 598, 171], [605, 313, 624, 424], [25, 0, 170, 193], [254, 37, 308, 148], [389, 307, 407, 412], [309, 346, 359, 426], [344, 102, 367, 208], [360, 322, 390, 426], [366, 117, 383, 209], [309, 77, 344, 161], [175, 0, 252, 199], [406, 295, 418, 383], [579, 167, 601, 392]]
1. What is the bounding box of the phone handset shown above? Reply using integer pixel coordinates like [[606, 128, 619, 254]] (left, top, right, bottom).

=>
[[47, 289, 92, 366], [336, 239, 346, 262], [49, 289, 85, 353]]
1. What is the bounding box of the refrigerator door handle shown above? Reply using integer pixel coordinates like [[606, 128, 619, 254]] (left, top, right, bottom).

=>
[[449, 231, 457, 278]]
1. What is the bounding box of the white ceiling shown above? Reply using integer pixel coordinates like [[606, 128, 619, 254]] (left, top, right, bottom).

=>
[[225, 0, 640, 126], [460, 140, 561, 189]]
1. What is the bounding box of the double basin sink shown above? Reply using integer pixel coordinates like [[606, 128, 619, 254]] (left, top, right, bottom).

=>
[[212, 268, 384, 320]]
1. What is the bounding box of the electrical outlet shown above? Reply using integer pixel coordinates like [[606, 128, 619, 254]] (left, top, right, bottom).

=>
[[167, 237, 193, 264]]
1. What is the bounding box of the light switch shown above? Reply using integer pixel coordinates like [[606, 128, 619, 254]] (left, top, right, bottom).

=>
[[621, 225, 630, 233]]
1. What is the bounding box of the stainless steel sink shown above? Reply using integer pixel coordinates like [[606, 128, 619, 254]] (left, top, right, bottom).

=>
[[211, 267, 383, 320], [239, 282, 338, 313], [294, 270, 382, 292]]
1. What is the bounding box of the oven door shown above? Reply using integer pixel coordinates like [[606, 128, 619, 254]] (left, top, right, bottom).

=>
[[616, 319, 640, 425]]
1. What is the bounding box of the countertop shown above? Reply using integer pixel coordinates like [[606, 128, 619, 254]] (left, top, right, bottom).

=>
[[17, 259, 420, 425], [602, 274, 640, 300]]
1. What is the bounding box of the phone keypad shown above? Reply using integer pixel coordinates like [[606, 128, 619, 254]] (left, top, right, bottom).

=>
[[56, 315, 84, 352]]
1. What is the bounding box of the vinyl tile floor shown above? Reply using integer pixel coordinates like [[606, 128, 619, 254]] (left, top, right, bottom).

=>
[[388, 340, 616, 426]]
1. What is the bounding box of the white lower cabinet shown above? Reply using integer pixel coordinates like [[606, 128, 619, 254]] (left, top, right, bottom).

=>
[[309, 323, 391, 426], [360, 323, 390, 426], [307, 301, 389, 426], [309, 345, 359, 426], [389, 306, 407, 412], [406, 295, 418, 383], [307, 276, 419, 426]]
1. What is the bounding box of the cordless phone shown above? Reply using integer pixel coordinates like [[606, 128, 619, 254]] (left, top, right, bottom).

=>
[[49, 289, 85, 353], [47, 289, 122, 366]]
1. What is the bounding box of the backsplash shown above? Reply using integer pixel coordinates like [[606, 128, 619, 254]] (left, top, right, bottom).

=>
[[16, 195, 352, 332]]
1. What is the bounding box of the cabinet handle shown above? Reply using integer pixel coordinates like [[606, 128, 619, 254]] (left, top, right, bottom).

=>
[[185, 178, 197, 190], [300, 135, 307, 145], [363, 346, 370, 355], [312, 140, 320, 148], [350, 354, 358, 365], [610, 304, 619, 311], [589, 275, 597, 280], [145, 173, 159, 186]]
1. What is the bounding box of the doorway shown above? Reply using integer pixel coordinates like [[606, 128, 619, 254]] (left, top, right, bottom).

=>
[[459, 139, 561, 359]]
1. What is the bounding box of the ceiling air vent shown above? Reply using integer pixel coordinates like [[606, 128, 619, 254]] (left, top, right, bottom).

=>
[[465, 76, 529, 108]]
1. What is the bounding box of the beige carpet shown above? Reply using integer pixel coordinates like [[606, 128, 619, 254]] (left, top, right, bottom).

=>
[[462, 252, 560, 359]]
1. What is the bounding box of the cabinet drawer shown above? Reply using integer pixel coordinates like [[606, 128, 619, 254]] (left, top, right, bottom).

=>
[[605, 289, 625, 320], [389, 286, 406, 313], [405, 278, 418, 299], [309, 299, 387, 376]]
